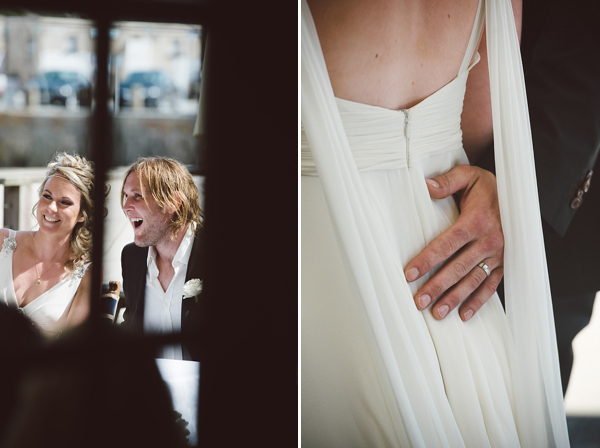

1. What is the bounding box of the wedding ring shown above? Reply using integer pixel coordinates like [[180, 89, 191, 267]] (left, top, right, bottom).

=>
[[477, 261, 491, 277]]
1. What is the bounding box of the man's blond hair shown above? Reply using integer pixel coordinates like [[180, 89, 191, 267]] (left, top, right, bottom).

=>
[[121, 157, 203, 239]]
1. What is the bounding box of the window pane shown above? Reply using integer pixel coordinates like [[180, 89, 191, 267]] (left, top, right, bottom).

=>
[[110, 21, 203, 167], [0, 14, 93, 166]]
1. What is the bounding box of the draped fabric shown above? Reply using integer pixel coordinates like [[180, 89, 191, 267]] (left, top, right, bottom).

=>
[[301, 0, 569, 446], [485, 1, 568, 446]]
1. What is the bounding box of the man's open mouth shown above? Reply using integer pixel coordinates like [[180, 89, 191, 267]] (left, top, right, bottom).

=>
[[131, 217, 143, 229]]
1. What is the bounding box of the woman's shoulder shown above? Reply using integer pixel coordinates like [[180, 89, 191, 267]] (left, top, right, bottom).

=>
[[1, 230, 37, 254], [1, 229, 33, 238], [11, 230, 34, 246]]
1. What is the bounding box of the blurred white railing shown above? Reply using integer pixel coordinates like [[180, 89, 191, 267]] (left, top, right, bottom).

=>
[[0, 167, 47, 232]]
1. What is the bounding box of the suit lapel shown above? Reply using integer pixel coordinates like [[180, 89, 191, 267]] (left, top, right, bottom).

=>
[[133, 247, 149, 332], [182, 226, 205, 331]]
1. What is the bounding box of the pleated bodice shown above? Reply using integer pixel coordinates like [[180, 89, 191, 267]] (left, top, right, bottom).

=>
[[302, 70, 468, 176]]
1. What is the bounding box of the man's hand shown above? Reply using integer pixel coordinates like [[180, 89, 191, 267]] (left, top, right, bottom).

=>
[[404, 165, 504, 321]]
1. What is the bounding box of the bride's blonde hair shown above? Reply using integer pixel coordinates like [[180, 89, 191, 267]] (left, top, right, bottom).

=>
[[35, 152, 108, 273]]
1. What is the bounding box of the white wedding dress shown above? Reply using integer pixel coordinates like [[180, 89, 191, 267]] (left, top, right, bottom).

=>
[[0, 229, 88, 336], [301, 0, 569, 446]]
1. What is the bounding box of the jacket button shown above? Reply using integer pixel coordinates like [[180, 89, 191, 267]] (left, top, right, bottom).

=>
[[583, 170, 593, 193], [571, 196, 583, 209], [571, 190, 584, 209]]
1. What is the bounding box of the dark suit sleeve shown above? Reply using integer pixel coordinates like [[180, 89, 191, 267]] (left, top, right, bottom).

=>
[[181, 228, 206, 361], [121, 245, 133, 327], [120, 243, 147, 332], [477, 0, 600, 295], [521, 0, 600, 236], [477, 0, 600, 237]]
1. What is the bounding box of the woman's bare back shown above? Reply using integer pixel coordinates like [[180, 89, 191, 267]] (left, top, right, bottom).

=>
[[307, 0, 522, 161]]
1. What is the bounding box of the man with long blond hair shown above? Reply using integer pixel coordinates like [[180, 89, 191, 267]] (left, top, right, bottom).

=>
[[120, 156, 204, 360]]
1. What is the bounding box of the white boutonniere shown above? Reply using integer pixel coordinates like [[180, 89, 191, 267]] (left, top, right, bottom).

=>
[[182, 279, 203, 303]]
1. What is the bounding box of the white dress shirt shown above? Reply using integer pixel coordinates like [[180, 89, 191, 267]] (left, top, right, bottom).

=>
[[143, 224, 195, 359]]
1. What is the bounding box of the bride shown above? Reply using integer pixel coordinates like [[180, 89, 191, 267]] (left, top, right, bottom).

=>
[[0, 153, 105, 336], [302, 0, 569, 446]]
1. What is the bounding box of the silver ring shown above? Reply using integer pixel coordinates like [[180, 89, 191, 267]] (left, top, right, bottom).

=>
[[477, 261, 491, 277]]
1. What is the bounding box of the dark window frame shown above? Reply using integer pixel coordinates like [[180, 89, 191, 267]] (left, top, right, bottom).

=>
[[0, 1, 297, 446]]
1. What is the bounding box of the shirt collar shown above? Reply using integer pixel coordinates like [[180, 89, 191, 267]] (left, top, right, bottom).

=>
[[146, 222, 196, 270], [173, 222, 195, 267]]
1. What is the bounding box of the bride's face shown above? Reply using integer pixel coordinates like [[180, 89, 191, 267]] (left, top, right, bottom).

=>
[[37, 175, 85, 236]]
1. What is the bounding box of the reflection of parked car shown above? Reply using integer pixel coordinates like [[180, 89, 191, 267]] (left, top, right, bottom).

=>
[[119, 71, 177, 108], [25, 71, 92, 107]]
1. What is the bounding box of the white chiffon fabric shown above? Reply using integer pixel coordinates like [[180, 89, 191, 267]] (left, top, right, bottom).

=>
[[301, 0, 569, 446], [0, 229, 88, 337]]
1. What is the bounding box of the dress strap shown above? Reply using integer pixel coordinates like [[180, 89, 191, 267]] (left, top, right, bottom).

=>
[[8, 229, 16, 239], [458, 0, 485, 75]]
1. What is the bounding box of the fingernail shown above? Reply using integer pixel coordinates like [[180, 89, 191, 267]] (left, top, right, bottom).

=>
[[463, 309, 474, 321], [438, 305, 449, 318], [418, 294, 431, 309], [426, 179, 439, 188], [406, 267, 419, 282]]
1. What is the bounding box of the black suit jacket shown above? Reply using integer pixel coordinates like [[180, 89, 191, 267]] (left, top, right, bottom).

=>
[[478, 0, 600, 295], [121, 226, 205, 360], [520, 0, 600, 237]]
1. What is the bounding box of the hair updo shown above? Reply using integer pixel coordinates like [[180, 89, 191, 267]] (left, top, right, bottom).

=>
[[35, 152, 109, 273]]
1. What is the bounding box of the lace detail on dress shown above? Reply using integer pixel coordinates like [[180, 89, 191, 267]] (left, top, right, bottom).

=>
[[66, 263, 88, 287], [73, 264, 87, 279], [2, 235, 17, 253]]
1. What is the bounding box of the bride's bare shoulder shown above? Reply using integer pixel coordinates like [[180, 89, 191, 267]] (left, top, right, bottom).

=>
[[0, 229, 34, 248], [306, 0, 482, 109]]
